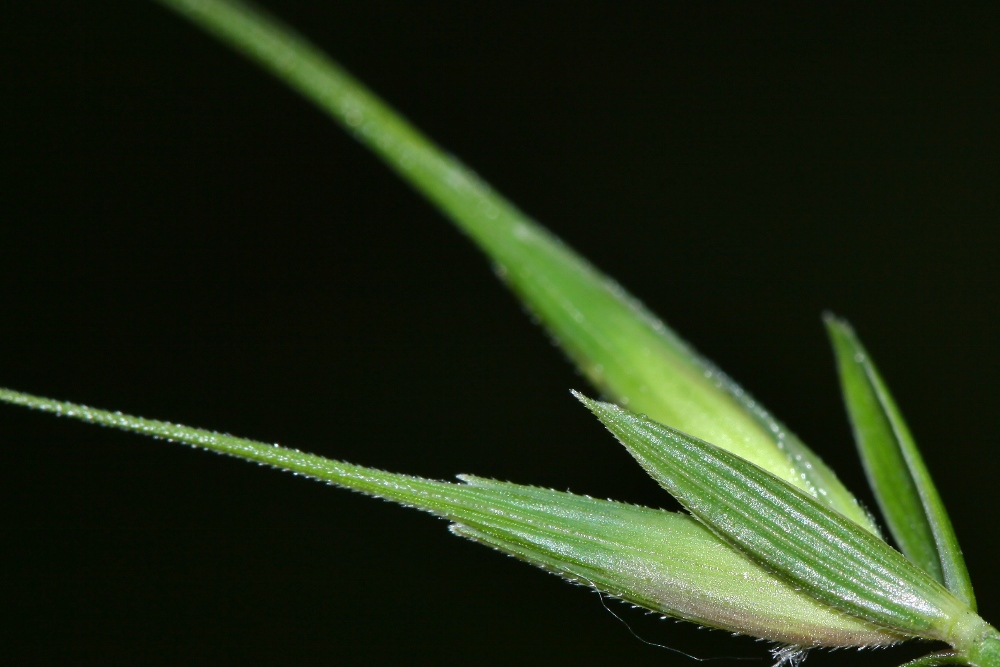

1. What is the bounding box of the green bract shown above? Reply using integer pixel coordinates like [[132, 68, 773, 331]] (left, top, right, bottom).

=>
[[825, 315, 976, 609], [577, 395, 983, 645], [2, 1, 996, 665]]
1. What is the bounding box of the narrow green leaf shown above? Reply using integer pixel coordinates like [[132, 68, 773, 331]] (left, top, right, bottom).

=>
[[577, 394, 982, 642], [153, 0, 876, 533], [825, 315, 975, 609], [0, 387, 898, 647]]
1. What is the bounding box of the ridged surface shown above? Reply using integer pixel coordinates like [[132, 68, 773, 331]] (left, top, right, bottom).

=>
[[580, 395, 973, 640]]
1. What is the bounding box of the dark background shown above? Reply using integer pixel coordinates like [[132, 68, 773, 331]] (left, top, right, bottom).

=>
[[3, 2, 999, 665]]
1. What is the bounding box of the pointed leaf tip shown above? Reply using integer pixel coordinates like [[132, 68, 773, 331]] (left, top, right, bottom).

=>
[[824, 314, 975, 609], [577, 394, 972, 640]]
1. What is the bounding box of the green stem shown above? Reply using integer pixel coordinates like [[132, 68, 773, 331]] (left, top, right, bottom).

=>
[[958, 630, 1000, 667], [156, 0, 522, 250]]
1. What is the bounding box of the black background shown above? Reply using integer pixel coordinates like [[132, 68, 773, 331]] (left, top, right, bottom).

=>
[[3, 2, 1000, 665]]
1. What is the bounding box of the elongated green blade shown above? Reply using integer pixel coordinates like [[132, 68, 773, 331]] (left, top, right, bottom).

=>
[[0, 388, 896, 647], [153, 0, 875, 533], [824, 315, 975, 609], [577, 393, 980, 641]]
